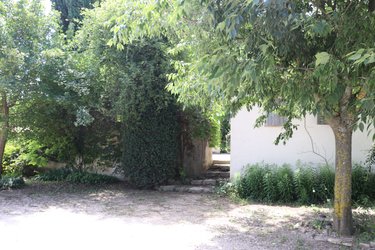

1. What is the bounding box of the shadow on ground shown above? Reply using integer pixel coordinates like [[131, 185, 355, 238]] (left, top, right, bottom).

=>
[[0, 182, 352, 250]]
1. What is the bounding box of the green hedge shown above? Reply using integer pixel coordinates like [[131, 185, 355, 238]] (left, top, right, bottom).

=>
[[236, 163, 375, 206], [117, 42, 180, 188], [121, 104, 179, 188], [0, 176, 25, 189], [36, 168, 119, 185]]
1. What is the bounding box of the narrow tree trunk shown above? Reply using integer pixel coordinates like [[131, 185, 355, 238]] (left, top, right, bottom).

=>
[[330, 119, 354, 236], [0, 93, 9, 176]]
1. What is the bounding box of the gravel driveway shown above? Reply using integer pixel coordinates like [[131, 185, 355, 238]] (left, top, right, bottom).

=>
[[0, 182, 341, 250]]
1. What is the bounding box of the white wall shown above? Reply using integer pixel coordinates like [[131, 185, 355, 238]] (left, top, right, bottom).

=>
[[231, 107, 374, 177]]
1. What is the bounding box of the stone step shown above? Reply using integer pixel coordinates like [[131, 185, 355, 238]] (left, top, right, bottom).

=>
[[191, 179, 217, 186], [212, 160, 230, 165], [158, 185, 214, 193], [205, 170, 230, 179], [210, 163, 230, 172]]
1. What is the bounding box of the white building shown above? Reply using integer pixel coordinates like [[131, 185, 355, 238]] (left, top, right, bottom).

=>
[[230, 107, 374, 177]]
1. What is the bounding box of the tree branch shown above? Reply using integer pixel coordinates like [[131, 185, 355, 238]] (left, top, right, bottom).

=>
[[303, 118, 330, 166]]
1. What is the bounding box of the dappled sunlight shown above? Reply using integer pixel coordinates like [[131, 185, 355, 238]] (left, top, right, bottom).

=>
[[0, 184, 345, 250], [0, 207, 218, 250]]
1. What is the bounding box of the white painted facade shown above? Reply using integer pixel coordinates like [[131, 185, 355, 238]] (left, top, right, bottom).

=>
[[231, 107, 374, 177]]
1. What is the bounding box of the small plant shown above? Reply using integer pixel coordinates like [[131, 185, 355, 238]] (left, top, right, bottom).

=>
[[36, 168, 119, 185], [354, 208, 375, 243], [365, 144, 375, 172], [234, 162, 375, 206], [216, 181, 237, 196], [0, 176, 25, 189], [35, 168, 73, 181], [65, 171, 119, 185], [238, 163, 269, 201]]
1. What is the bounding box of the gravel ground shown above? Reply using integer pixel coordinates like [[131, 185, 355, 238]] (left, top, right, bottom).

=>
[[0, 182, 344, 250]]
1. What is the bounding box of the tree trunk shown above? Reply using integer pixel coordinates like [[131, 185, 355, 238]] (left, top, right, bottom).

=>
[[0, 93, 9, 176], [330, 119, 354, 236]]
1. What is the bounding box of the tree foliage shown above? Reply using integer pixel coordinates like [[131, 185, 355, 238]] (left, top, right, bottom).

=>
[[108, 0, 375, 235], [51, 0, 98, 32], [0, 0, 61, 175]]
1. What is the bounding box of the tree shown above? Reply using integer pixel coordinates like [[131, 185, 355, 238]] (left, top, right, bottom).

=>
[[0, 0, 61, 175], [185, 0, 375, 235], [51, 0, 98, 32], [107, 0, 375, 235]]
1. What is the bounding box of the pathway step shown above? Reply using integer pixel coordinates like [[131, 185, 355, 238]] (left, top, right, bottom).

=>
[[158, 185, 214, 193], [213, 160, 230, 165], [205, 170, 230, 179], [191, 179, 217, 186], [210, 164, 230, 172]]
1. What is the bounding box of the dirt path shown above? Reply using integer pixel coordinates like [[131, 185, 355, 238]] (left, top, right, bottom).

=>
[[0, 182, 341, 250]]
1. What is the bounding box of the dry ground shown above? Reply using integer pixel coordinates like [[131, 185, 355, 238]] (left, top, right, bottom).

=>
[[0, 182, 346, 250]]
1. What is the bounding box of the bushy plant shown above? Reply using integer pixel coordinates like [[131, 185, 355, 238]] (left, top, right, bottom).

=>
[[237, 163, 295, 203], [294, 164, 317, 204], [119, 42, 180, 188], [352, 164, 375, 205], [365, 144, 375, 171], [235, 163, 374, 206], [314, 165, 334, 203], [35, 168, 73, 181], [65, 171, 119, 185], [36, 168, 119, 185], [0, 176, 25, 189], [3, 140, 48, 177], [275, 165, 295, 203], [237, 163, 269, 200]]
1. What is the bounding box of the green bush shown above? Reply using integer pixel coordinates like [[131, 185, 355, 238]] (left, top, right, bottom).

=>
[[238, 163, 268, 200], [0, 176, 25, 189], [121, 105, 179, 188], [118, 42, 180, 188], [3, 140, 48, 177], [236, 163, 374, 206], [35, 168, 73, 181], [275, 165, 295, 203], [36, 168, 119, 185], [65, 171, 119, 185], [237, 163, 295, 203]]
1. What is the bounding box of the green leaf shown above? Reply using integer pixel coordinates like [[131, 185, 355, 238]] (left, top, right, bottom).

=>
[[315, 52, 330, 67], [358, 122, 364, 132]]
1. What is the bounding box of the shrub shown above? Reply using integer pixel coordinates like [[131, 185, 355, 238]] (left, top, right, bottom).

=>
[[294, 164, 317, 204], [121, 105, 179, 188], [36, 168, 119, 185], [35, 168, 73, 181], [65, 171, 119, 185], [237, 163, 268, 200], [275, 165, 295, 203], [237, 163, 295, 203], [0, 176, 25, 189], [235, 163, 374, 206], [117, 42, 180, 188], [314, 165, 334, 203], [3, 140, 48, 177]]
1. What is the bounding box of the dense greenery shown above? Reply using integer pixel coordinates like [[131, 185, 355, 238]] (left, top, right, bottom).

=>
[[235, 163, 375, 207], [51, 0, 98, 32], [107, 0, 375, 235], [118, 42, 180, 188], [3, 140, 48, 177], [0, 176, 25, 190], [36, 168, 119, 185], [1, 0, 374, 236], [0, 0, 61, 175]]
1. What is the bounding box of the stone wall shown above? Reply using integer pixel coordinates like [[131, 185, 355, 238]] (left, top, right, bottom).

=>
[[182, 139, 213, 178]]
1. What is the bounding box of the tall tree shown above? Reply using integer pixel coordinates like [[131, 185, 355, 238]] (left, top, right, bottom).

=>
[[0, 0, 60, 175], [107, 0, 375, 235], [51, 0, 98, 32]]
